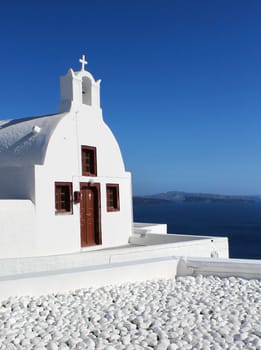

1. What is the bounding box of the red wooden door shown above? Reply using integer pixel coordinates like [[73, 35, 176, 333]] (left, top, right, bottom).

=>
[[80, 184, 100, 247]]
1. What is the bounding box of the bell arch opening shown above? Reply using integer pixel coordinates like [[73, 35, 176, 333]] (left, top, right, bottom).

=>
[[82, 77, 92, 105]]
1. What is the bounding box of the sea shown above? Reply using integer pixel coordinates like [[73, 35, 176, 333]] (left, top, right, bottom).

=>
[[133, 201, 261, 259]]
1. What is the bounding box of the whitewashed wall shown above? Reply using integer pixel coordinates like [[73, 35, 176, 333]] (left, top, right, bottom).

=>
[[0, 200, 36, 258], [0, 167, 35, 201]]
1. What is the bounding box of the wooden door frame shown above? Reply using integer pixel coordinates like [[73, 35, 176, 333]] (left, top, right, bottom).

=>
[[80, 182, 102, 246]]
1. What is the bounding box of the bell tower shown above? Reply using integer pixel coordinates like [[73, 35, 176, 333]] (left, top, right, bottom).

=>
[[59, 55, 101, 112]]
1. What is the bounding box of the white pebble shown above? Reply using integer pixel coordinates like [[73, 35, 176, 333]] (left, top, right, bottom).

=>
[[47, 341, 58, 350]]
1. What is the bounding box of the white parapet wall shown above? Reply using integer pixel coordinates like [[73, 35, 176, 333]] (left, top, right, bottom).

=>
[[1, 221, 257, 301], [0, 257, 180, 301], [129, 233, 229, 259], [0, 225, 231, 300], [132, 223, 229, 259], [0, 254, 260, 301], [178, 257, 261, 279]]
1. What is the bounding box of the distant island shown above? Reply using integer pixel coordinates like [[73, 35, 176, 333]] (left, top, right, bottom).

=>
[[133, 191, 261, 204], [133, 197, 171, 205]]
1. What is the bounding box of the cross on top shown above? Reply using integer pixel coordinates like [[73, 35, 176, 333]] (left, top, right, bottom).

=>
[[79, 55, 87, 71]]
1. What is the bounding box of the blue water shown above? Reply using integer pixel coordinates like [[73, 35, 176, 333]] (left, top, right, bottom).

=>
[[133, 201, 261, 259]]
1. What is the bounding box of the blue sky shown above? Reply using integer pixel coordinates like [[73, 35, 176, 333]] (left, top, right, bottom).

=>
[[0, 0, 261, 196]]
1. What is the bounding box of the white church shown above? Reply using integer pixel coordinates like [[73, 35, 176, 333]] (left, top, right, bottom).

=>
[[0, 56, 133, 259], [3, 56, 260, 300], [0, 56, 233, 300]]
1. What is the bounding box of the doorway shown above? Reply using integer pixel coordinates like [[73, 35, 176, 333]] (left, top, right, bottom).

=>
[[80, 183, 101, 247]]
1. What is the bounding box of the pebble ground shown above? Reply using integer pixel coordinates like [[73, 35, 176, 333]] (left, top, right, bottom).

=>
[[0, 275, 260, 350]]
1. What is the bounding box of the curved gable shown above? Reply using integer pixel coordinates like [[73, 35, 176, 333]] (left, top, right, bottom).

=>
[[0, 113, 66, 167]]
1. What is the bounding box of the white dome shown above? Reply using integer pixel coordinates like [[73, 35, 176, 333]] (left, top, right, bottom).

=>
[[0, 114, 65, 167]]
